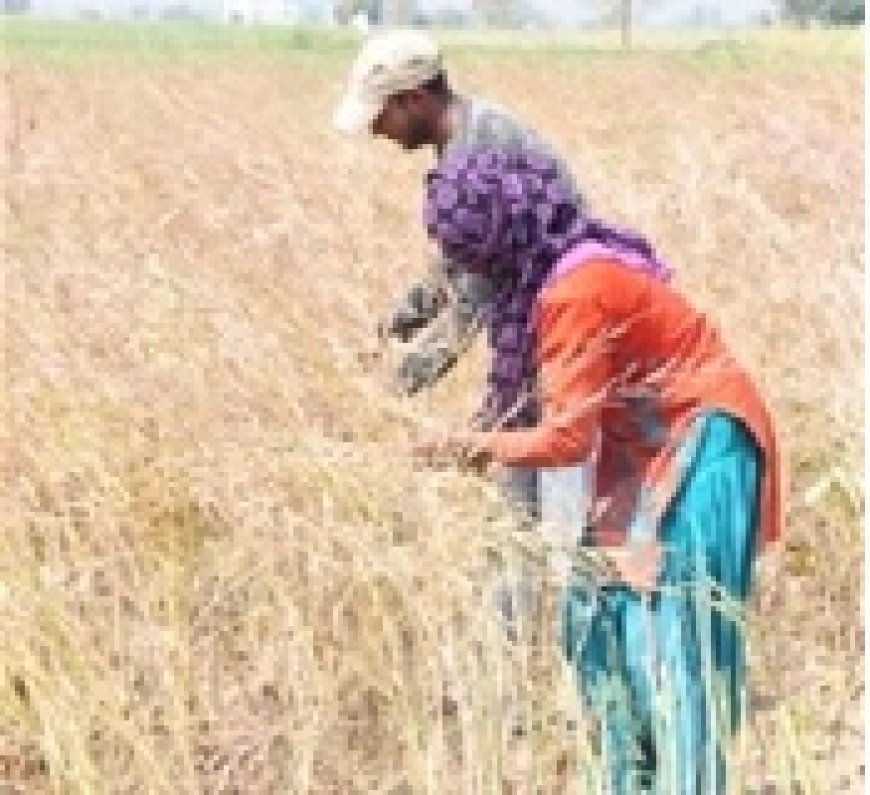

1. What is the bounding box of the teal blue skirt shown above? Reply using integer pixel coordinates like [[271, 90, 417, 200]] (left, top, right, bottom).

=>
[[562, 411, 762, 794]]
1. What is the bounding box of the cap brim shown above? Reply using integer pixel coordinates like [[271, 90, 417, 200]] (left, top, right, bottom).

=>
[[332, 91, 382, 135]]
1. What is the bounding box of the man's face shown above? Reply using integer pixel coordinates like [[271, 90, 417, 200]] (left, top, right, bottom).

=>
[[371, 91, 433, 151]]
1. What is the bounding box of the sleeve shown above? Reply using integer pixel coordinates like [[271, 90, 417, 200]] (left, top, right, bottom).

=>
[[381, 266, 448, 343], [482, 287, 611, 467], [395, 263, 490, 395]]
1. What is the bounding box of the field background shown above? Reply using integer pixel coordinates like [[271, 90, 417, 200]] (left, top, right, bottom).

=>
[[1, 20, 864, 794]]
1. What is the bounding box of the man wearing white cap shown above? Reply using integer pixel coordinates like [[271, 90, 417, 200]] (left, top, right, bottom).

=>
[[334, 29, 582, 525]]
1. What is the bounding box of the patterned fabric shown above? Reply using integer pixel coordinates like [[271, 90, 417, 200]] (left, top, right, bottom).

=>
[[389, 97, 578, 401], [394, 270, 487, 395], [424, 146, 671, 431], [562, 412, 761, 794]]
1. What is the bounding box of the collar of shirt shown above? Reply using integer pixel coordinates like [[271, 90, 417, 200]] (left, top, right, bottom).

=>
[[437, 96, 474, 160]]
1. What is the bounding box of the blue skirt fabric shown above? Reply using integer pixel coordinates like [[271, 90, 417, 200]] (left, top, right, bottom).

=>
[[562, 411, 761, 794]]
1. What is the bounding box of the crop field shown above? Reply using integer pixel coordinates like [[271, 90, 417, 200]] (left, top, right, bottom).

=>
[[1, 19, 864, 794]]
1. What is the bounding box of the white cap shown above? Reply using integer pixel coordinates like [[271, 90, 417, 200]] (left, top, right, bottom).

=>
[[333, 30, 443, 134]]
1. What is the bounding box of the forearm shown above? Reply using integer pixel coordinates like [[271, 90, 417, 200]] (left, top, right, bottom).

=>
[[383, 275, 447, 343], [395, 266, 489, 394], [478, 291, 609, 467], [396, 323, 463, 394], [480, 410, 598, 468]]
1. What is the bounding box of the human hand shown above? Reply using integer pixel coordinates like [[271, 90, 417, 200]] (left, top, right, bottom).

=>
[[413, 428, 491, 473]]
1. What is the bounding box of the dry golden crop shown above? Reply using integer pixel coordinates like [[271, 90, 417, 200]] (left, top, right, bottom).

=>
[[1, 23, 863, 794]]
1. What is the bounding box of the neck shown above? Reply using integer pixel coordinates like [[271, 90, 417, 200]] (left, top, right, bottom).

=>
[[433, 93, 460, 154]]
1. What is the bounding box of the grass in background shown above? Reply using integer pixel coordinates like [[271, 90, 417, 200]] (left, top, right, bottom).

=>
[[1, 22, 864, 794], [1, 18, 862, 64]]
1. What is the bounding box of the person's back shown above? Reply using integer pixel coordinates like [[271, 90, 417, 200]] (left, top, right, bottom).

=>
[[444, 96, 577, 195], [494, 256, 780, 548], [539, 259, 772, 451]]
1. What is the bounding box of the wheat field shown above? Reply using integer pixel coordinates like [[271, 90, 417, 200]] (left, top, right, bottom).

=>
[[0, 21, 864, 794]]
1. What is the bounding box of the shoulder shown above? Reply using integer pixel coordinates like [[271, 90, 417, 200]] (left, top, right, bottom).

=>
[[540, 259, 650, 318], [546, 259, 634, 299], [468, 96, 579, 190], [467, 97, 534, 145]]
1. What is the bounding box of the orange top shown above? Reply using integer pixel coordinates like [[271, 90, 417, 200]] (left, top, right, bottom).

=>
[[482, 258, 782, 547]]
